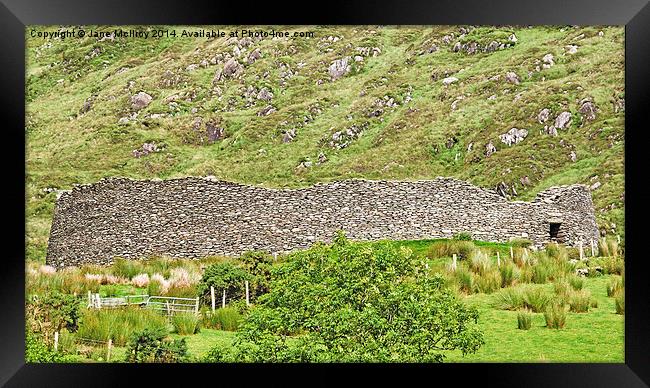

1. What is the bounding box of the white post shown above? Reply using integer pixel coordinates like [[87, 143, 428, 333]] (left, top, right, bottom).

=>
[[273, 252, 278, 261], [107, 339, 112, 362], [222, 289, 226, 309], [452, 254, 457, 271], [617, 234, 621, 244], [166, 301, 170, 316], [210, 286, 216, 312], [95, 293, 102, 309], [510, 246, 514, 260], [497, 252, 501, 267], [523, 248, 528, 264], [579, 241, 584, 260], [245, 281, 250, 306], [591, 239, 596, 257], [54, 331, 59, 352], [195, 297, 200, 314]]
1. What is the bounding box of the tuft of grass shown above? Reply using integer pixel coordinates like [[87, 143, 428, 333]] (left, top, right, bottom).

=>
[[606, 276, 623, 297], [523, 287, 552, 313], [517, 309, 532, 330], [494, 287, 525, 310], [454, 266, 474, 294], [615, 292, 625, 315], [544, 303, 567, 329], [172, 313, 201, 335], [568, 275, 584, 291], [427, 240, 476, 260], [112, 258, 145, 280], [568, 289, 592, 313], [499, 262, 515, 288], [473, 269, 501, 294], [76, 307, 168, 346], [202, 307, 243, 331]]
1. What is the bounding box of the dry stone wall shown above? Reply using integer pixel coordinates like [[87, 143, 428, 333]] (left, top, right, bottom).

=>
[[46, 177, 599, 267]]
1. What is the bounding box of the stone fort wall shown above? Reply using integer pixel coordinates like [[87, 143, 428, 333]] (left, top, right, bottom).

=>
[[45, 177, 600, 267]]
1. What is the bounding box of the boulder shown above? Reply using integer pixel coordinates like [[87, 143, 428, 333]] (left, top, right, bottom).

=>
[[505, 71, 520, 84], [442, 76, 458, 86], [485, 141, 497, 157], [131, 92, 153, 110], [538, 108, 551, 123], [565, 45, 578, 54], [579, 99, 597, 121], [328, 57, 351, 80], [248, 48, 262, 64], [256, 87, 274, 101], [554, 111, 572, 129], [499, 127, 528, 146], [222, 58, 242, 78]]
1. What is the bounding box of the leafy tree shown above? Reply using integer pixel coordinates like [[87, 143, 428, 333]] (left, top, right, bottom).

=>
[[198, 262, 250, 306], [125, 327, 188, 363], [230, 231, 484, 362], [26, 291, 81, 344], [239, 250, 274, 301]]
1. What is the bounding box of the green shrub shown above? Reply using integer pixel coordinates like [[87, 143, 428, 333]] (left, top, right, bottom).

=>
[[76, 307, 168, 346], [523, 287, 552, 313], [202, 307, 243, 331], [494, 287, 524, 310], [26, 291, 82, 338], [615, 293, 625, 315], [544, 303, 567, 329], [125, 327, 188, 363], [26, 328, 75, 363], [568, 289, 591, 313], [517, 309, 532, 330], [198, 262, 250, 306], [172, 313, 201, 335], [473, 269, 501, 294], [453, 232, 473, 241], [202, 343, 233, 362]]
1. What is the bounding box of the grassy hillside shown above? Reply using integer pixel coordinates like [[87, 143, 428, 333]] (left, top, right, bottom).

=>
[[26, 25, 625, 262]]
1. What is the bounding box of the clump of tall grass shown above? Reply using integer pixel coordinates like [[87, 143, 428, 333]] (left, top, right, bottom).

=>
[[517, 308, 532, 330], [600, 256, 624, 275], [171, 313, 201, 335], [510, 238, 533, 248], [469, 250, 492, 275], [131, 273, 150, 288], [544, 303, 567, 329], [76, 307, 168, 346], [523, 287, 552, 312], [148, 273, 170, 295], [202, 307, 243, 331], [607, 276, 624, 297], [545, 243, 568, 261], [598, 237, 619, 257], [532, 263, 552, 284], [39, 265, 57, 275], [426, 240, 476, 260], [568, 275, 584, 290], [568, 289, 592, 313], [615, 293, 625, 315], [454, 266, 474, 294], [169, 267, 200, 288], [165, 284, 198, 298], [27, 267, 100, 296], [499, 262, 515, 287], [112, 258, 145, 279], [473, 269, 501, 294], [494, 287, 525, 310], [553, 279, 571, 304]]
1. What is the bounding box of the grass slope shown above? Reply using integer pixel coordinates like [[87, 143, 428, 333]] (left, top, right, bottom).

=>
[[26, 25, 625, 262]]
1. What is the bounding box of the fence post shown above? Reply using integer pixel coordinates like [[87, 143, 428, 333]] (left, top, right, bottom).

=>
[[510, 246, 514, 260], [166, 301, 170, 316], [591, 239, 596, 257], [95, 293, 102, 309], [54, 331, 59, 352], [523, 248, 528, 264], [579, 241, 584, 260], [195, 297, 199, 315], [451, 254, 457, 271], [210, 286, 216, 312], [497, 252, 501, 267], [107, 339, 112, 362], [245, 281, 250, 306], [617, 234, 621, 244], [222, 289, 226, 308], [273, 252, 278, 261]]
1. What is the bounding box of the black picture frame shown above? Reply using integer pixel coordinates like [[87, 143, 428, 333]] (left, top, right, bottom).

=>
[[2, 0, 649, 386]]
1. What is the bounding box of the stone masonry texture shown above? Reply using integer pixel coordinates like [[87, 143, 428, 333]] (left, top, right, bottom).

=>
[[45, 177, 600, 267]]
